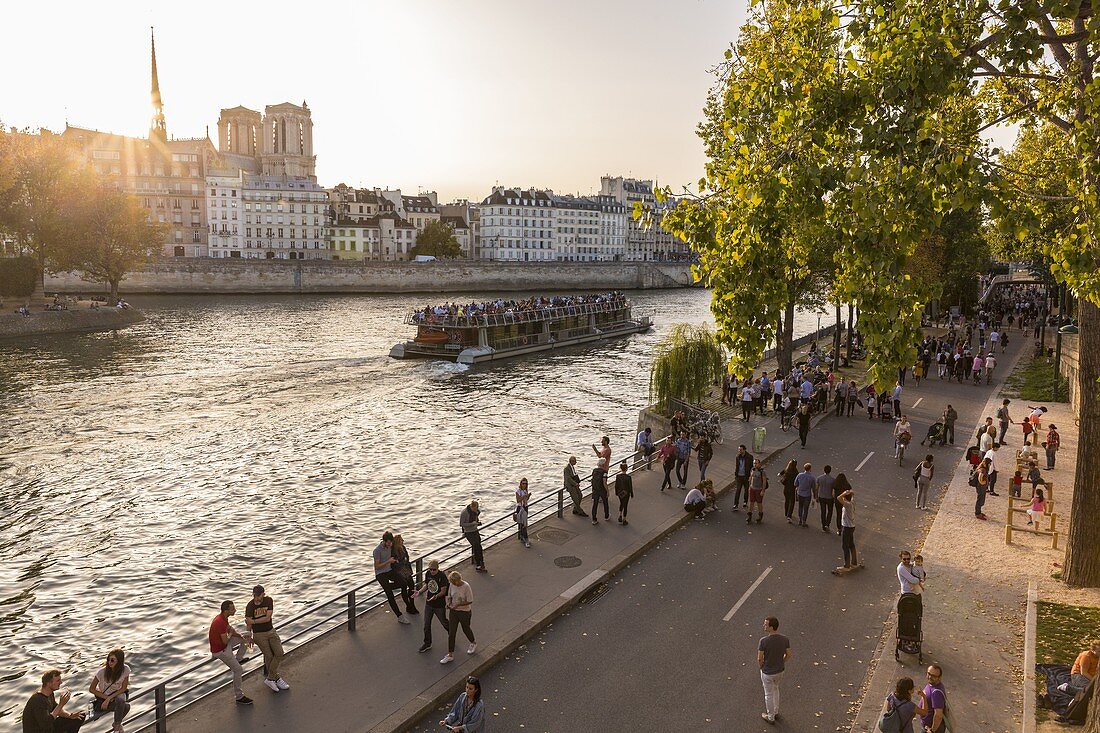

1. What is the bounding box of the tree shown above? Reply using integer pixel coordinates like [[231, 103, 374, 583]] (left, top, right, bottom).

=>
[[0, 131, 90, 300], [409, 220, 463, 259], [658, 0, 846, 378], [648, 324, 726, 412], [59, 184, 165, 302]]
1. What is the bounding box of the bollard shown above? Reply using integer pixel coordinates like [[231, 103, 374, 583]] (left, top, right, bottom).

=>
[[347, 590, 356, 631], [557, 488, 564, 518]]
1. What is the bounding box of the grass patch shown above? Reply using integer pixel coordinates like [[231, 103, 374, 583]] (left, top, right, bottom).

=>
[[1035, 601, 1100, 664], [1004, 357, 1069, 403]]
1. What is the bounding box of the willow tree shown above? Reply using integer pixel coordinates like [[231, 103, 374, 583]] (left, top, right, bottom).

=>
[[648, 324, 726, 412]]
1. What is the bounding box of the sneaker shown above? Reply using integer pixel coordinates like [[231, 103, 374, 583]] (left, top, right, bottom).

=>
[[761, 712, 775, 724], [978, 513, 989, 520], [732, 506, 740, 512], [440, 654, 454, 664], [592, 519, 598, 525], [235, 696, 254, 706], [264, 679, 280, 693], [405, 606, 420, 615], [822, 527, 829, 533], [418, 643, 432, 653], [746, 516, 752, 524], [524, 542, 531, 548], [276, 678, 290, 690], [475, 566, 488, 573], [467, 643, 477, 654], [617, 517, 623, 524], [622, 519, 629, 525], [786, 517, 791, 524], [397, 615, 411, 625], [1027, 520, 1033, 525]]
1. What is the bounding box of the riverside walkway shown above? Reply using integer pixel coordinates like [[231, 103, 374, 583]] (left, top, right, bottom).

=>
[[163, 408, 813, 733]]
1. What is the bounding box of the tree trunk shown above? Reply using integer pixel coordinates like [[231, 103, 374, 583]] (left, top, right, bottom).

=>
[[833, 303, 842, 371], [109, 279, 120, 304], [846, 304, 854, 358], [1063, 297, 1100, 588], [776, 301, 796, 376]]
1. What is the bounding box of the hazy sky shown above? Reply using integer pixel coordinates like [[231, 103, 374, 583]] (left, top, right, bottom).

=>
[[2, 0, 747, 203]]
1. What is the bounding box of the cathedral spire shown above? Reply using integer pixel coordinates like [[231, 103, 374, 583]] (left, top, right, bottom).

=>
[[149, 27, 167, 144]]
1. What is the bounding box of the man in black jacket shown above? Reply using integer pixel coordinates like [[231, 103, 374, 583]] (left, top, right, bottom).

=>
[[563, 456, 587, 517], [733, 445, 753, 510], [614, 461, 634, 525]]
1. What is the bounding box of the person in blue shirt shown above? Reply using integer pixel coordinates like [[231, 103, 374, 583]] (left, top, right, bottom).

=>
[[800, 378, 813, 404], [793, 463, 816, 527], [440, 676, 484, 733], [892, 382, 903, 418], [674, 431, 692, 489]]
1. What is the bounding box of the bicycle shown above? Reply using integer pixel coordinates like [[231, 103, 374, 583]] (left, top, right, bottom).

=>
[[689, 410, 723, 445], [780, 409, 794, 432], [895, 432, 911, 465]]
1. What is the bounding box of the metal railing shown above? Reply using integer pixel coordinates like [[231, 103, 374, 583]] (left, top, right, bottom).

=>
[[405, 300, 630, 328], [97, 435, 669, 733]]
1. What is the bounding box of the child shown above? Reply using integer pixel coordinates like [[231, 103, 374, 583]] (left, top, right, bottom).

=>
[[1027, 462, 1045, 492], [1011, 470, 1024, 498], [702, 479, 719, 514], [1026, 488, 1047, 526], [912, 554, 927, 592]]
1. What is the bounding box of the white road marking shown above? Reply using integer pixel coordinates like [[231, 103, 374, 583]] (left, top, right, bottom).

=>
[[855, 451, 875, 472], [723, 566, 773, 622], [912, 398, 924, 408]]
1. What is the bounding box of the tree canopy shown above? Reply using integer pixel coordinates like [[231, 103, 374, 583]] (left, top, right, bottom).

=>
[[409, 220, 463, 259]]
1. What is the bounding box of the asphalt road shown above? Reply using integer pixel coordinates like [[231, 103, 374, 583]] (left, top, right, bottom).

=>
[[410, 366, 1004, 732]]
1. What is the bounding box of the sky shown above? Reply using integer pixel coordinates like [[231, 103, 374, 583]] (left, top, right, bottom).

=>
[[2, 0, 748, 203]]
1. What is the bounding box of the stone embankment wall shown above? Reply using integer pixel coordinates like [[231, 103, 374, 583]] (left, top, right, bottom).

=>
[[44, 259, 694, 295], [0, 308, 144, 339]]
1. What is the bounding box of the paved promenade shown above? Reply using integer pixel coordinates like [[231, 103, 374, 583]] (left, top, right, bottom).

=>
[[168, 406, 809, 732]]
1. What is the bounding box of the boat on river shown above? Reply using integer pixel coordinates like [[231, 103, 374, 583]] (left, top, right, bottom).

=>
[[389, 293, 652, 364]]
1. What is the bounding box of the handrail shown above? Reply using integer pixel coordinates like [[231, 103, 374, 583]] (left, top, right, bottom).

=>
[[405, 300, 630, 328], [103, 434, 673, 733]]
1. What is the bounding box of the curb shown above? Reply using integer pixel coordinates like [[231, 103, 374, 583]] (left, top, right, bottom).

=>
[[377, 411, 824, 732], [1023, 581, 1038, 733]]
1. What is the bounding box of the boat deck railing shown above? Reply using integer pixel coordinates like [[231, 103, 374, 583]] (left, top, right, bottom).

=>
[[405, 300, 630, 328], [98, 435, 670, 733]]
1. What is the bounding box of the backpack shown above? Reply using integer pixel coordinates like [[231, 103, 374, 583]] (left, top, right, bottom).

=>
[[876, 697, 904, 733]]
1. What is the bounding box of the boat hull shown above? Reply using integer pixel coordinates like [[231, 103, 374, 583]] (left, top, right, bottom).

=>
[[390, 320, 651, 363]]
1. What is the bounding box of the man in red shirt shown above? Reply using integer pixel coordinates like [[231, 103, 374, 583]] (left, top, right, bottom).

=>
[[209, 600, 253, 706]]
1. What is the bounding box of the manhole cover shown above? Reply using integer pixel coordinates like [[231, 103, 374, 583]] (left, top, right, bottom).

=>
[[534, 527, 576, 545], [554, 555, 582, 568]]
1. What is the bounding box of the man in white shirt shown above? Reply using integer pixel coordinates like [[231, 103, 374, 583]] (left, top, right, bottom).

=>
[[684, 486, 707, 519], [979, 425, 995, 454], [897, 552, 924, 594], [771, 377, 784, 412]]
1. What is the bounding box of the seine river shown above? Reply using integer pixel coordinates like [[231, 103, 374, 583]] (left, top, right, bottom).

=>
[[0, 289, 822, 720]]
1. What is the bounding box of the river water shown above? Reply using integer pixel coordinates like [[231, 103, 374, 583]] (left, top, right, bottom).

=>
[[0, 289, 822, 720]]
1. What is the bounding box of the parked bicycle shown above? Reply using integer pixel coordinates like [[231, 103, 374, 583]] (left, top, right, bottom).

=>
[[689, 409, 723, 445]]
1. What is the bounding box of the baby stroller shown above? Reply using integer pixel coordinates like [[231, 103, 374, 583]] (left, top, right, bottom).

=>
[[921, 421, 945, 446], [879, 396, 894, 422], [895, 592, 924, 663]]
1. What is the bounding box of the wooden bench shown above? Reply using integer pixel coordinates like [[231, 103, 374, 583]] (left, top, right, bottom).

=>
[[1004, 496, 1060, 548]]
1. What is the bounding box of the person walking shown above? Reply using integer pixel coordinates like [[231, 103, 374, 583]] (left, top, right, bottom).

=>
[[614, 461, 634, 525], [440, 676, 485, 733], [1044, 424, 1060, 470], [878, 678, 928, 733], [658, 439, 677, 492], [414, 560, 450, 654], [794, 463, 816, 527], [816, 465, 837, 533], [590, 458, 610, 524], [696, 435, 713, 482], [460, 502, 487, 573], [846, 380, 859, 416], [245, 585, 289, 693], [374, 531, 415, 623], [440, 572, 476, 664], [796, 403, 811, 448], [778, 460, 798, 524], [636, 427, 655, 469], [747, 458, 768, 524], [563, 456, 587, 517], [741, 380, 755, 421], [733, 445, 752, 510], [87, 651, 129, 732], [674, 431, 692, 489], [920, 665, 948, 733], [758, 616, 791, 724], [514, 478, 531, 548], [208, 600, 254, 706], [835, 485, 860, 570], [984, 441, 1001, 496], [23, 670, 85, 733], [914, 455, 934, 510], [996, 398, 1013, 445], [892, 381, 903, 418]]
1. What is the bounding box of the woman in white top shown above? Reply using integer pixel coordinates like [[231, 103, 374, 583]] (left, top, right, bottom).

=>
[[441, 572, 476, 664], [914, 455, 935, 510], [893, 415, 912, 458], [88, 649, 130, 732]]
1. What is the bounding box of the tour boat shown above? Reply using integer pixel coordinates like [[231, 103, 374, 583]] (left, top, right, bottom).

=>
[[389, 295, 652, 364]]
